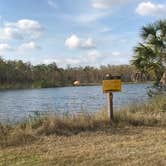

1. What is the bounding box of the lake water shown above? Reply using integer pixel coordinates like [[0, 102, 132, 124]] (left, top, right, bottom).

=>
[[0, 83, 151, 123]]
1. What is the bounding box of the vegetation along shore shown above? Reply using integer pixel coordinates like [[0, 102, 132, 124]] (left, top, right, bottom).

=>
[[0, 57, 155, 90]]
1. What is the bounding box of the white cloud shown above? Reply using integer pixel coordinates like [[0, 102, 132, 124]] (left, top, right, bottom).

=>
[[0, 27, 23, 40], [0, 41, 41, 54], [42, 58, 81, 66], [0, 19, 43, 41], [41, 50, 129, 67], [112, 51, 121, 56], [91, 0, 132, 9], [136, 1, 166, 16], [80, 50, 107, 66], [18, 41, 41, 52], [16, 19, 43, 32], [65, 35, 96, 50], [42, 50, 103, 67], [65, 35, 81, 49], [75, 11, 109, 23], [86, 50, 102, 63], [60, 10, 109, 24], [82, 38, 96, 49], [0, 43, 13, 52], [48, 0, 57, 8]]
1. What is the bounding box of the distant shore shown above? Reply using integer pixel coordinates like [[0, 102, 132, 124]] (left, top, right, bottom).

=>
[[0, 81, 153, 90]]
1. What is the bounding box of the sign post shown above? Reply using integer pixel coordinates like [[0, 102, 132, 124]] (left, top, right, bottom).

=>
[[107, 92, 113, 121], [102, 74, 121, 122]]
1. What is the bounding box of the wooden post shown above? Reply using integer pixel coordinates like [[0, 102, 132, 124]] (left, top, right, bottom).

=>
[[107, 92, 113, 121]]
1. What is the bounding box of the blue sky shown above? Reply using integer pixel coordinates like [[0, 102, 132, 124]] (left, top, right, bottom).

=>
[[0, 0, 166, 67]]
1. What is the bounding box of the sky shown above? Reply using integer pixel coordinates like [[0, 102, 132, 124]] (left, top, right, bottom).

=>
[[0, 0, 166, 67]]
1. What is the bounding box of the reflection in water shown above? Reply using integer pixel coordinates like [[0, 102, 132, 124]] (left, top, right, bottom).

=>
[[0, 84, 151, 122]]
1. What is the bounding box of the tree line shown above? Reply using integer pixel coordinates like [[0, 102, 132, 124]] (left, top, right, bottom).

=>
[[0, 57, 154, 89]]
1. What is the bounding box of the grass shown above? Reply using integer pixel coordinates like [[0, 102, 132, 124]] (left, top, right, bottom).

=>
[[0, 95, 166, 165]]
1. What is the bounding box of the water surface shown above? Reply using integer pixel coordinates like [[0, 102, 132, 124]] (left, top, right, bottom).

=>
[[0, 83, 151, 122]]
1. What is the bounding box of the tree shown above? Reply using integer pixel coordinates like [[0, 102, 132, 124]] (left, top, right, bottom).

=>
[[131, 20, 166, 86]]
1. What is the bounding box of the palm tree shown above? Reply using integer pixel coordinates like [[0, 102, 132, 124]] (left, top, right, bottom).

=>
[[131, 20, 166, 86]]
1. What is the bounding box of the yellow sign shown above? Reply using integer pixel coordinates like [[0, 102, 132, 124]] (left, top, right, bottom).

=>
[[102, 75, 121, 93]]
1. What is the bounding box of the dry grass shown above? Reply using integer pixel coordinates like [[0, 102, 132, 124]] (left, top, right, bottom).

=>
[[114, 95, 166, 127], [0, 95, 166, 165], [0, 127, 166, 166]]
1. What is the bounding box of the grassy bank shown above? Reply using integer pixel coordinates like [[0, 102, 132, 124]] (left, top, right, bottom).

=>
[[0, 95, 166, 165]]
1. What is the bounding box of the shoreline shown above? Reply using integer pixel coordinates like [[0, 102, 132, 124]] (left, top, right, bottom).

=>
[[0, 81, 154, 91]]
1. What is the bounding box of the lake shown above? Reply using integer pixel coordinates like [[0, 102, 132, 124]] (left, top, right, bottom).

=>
[[0, 83, 151, 123]]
